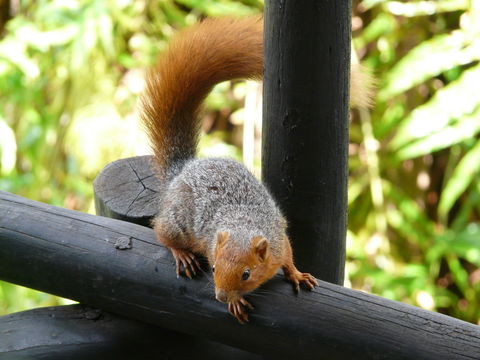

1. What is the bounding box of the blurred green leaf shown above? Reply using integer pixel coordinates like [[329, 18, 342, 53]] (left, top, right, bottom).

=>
[[385, 0, 469, 17], [451, 187, 480, 231], [0, 118, 17, 175], [361, 0, 388, 10], [386, 206, 428, 247], [446, 254, 469, 293], [355, 12, 396, 48], [384, 181, 435, 238], [14, 22, 78, 50], [348, 176, 369, 205], [97, 12, 115, 58], [0, 281, 68, 315], [380, 32, 480, 100], [390, 64, 480, 150], [438, 142, 480, 221], [395, 106, 480, 159], [175, 0, 259, 16], [441, 224, 480, 266], [0, 38, 39, 79], [374, 103, 406, 139]]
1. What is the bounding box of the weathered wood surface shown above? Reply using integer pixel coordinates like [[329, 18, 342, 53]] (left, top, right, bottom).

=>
[[1, 191, 480, 359], [0, 305, 258, 360], [93, 155, 160, 227], [263, 0, 351, 284]]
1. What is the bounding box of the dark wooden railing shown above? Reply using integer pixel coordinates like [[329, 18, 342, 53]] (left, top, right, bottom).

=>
[[1, 166, 479, 359]]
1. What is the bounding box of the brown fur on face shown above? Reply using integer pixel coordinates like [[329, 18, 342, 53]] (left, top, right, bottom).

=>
[[213, 232, 282, 302]]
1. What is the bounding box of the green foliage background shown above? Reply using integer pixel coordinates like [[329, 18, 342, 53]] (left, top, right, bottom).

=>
[[0, 0, 479, 324]]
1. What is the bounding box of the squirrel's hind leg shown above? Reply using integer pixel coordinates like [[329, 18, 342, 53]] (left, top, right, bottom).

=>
[[153, 219, 201, 279], [281, 238, 319, 293]]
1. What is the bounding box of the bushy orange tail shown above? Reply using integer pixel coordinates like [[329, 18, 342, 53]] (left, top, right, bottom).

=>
[[141, 16, 374, 181], [141, 16, 263, 181]]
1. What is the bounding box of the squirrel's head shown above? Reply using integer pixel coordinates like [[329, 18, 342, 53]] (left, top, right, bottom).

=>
[[212, 231, 281, 303]]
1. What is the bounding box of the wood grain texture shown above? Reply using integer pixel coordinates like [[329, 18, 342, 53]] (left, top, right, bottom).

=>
[[1, 190, 479, 359], [262, 0, 351, 284], [0, 305, 258, 360], [93, 156, 160, 227]]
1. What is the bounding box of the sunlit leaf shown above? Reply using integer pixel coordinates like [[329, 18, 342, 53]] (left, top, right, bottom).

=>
[[348, 176, 369, 205], [355, 12, 396, 48], [70, 12, 99, 71], [374, 103, 406, 139], [159, 0, 189, 25], [0, 38, 39, 79], [97, 13, 115, 58], [15, 23, 77, 50], [385, 0, 468, 17], [175, 0, 259, 16], [380, 32, 480, 100], [438, 142, 480, 220], [361, 0, 388, 10], [395, 106, 480, 159], [0, 118, 17, 175], [390, 64, 480, 149], [66, 103, 147, 178]]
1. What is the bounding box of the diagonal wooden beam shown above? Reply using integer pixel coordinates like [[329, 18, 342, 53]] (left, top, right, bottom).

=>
[[1, 189, 479, 359]]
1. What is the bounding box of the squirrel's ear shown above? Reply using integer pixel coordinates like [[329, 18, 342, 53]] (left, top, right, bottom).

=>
[[252, 236, 268, 262], [216, 231, 229, 249]]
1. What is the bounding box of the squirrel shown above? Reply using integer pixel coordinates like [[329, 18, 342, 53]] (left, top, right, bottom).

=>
[[141, 16, 372, 324]]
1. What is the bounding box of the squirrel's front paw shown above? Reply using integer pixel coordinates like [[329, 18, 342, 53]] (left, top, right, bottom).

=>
[[228, 297, 254, 324], [170, 248, 201, 279], [285, 271, 318, 293]]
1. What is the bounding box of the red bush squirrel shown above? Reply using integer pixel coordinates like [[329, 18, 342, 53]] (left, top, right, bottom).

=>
[[141, 16, 371, 323]]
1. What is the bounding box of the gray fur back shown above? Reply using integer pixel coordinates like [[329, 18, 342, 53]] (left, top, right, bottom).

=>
[[158, 158, 286, 259]]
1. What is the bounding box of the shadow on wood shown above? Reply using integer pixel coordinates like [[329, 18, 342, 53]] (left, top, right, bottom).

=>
[[0, 305, 258, 360]]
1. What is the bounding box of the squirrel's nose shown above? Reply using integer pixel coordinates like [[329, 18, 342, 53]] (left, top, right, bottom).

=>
[[215, 289, 228, 303]]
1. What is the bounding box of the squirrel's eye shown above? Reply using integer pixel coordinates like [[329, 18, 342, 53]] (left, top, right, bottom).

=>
[[212, 265, 215, 273], [242, 269, 250, 281]]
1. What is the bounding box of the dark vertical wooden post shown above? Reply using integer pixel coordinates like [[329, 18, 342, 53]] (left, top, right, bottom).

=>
[[262, 1, 351, 284]]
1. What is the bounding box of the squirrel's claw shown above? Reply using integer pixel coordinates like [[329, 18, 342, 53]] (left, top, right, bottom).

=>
[[285, 270, 318, 293], [228, 298, 252, 324], [170, 248, 200, 279], [240, 297, 254, 310], [301, 272, 319, 290]]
